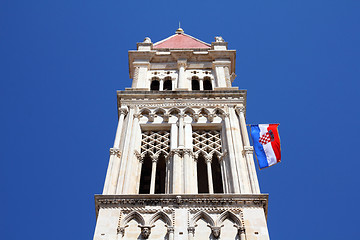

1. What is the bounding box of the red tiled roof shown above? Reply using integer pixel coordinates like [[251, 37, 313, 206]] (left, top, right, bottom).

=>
[[154, 33, 210, 49]]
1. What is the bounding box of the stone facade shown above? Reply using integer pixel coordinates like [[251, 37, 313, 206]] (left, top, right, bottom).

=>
[[93, 29, 270, 240]]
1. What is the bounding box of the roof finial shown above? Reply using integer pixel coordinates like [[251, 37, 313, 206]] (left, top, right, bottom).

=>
[[176, 22, 184, 34]]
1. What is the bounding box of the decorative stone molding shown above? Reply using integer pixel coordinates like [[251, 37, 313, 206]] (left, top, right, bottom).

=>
[[218, 150, 228, 162], [242, 146, 254, 155], [110, 148, 121, 158], [117, 225, 127, 236], [207, 113, 214, 122], [187, 226, 195, 236], [134, 150, 142, 163], [140, 130, 170, 160], [235, 106, 246, 115], [230, 72, 237, 83], [133, 113, 141, 119], [119, 107, 128, 116], [148, 113, 155, 122], [235, 225, 246, 235], [177, 60, 187, 69], [193, 130, 223, 161], [163, 114, 169, 122], [95, 194, 268, 218], [168, 148, 193, 159]]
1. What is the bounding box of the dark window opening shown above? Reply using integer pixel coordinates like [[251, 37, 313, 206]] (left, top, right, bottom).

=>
[[150, 80, 160, 90], [192, 80, 200, 90], [139, 154, 152, 194], [163, 80, 172, 90], [203, 79, 213, 90], [155, 154, 166, 194], [197, 154, 209, 193], [211, 155, 223, 193]]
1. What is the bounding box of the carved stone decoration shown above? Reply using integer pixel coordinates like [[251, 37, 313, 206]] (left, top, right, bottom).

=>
[[117, 225, 128, 237], [188, 226, 195, 236], [134, 150, 142, 163], [235, 106, 246, 115], [143, 37, 151, 43], [242, 146, 254, 155], [193, 130, 223, 160], [215, 36, 224, 42], [141, 130, 170, 160], [169, 148, 192, 158], [167, 226, 174, 234], [119, 107, 128, 116], [237, 226, 246, 235], [138, 225, 154, 239], [110, 148, 121, 158], [208, 225, 223, 239]]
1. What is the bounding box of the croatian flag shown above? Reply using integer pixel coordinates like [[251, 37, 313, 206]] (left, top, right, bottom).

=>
[[250, 124, 281, 169]]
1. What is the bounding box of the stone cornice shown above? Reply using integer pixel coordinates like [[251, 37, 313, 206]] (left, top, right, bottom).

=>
[[128, 49, 236, 78], [94, 194, 268, 219], [117, 90, 247, 115], [117, 90, 246, 101]]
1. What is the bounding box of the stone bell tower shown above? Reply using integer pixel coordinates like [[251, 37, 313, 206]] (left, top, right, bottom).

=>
[[93, 28, 270, 240]]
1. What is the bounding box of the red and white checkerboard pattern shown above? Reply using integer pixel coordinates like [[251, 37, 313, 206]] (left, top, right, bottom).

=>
[[259, 132, 271, 145]]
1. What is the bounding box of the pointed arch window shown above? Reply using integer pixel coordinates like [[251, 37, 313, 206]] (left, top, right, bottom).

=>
[[139, 130, 170, 194], [193, 130, 224, 194]]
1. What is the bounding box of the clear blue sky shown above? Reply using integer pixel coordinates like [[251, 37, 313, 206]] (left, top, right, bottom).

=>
[[1, 1, 359, 239]]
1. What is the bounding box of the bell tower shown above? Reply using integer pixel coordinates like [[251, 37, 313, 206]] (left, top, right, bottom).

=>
[[94, 28, 270, 240]]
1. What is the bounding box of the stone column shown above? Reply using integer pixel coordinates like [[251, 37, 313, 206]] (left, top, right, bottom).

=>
[[188, 227, 195, 240], [149, 158, 157, 194], [122, 113, 141, 194], [103, 107, 127, 194], [169, 123, 178, 193], [236, 107, 260, 194], [159, 78, 164, 91], [223, 113, 241, 193], [205, 157, 214, 194], [229, 106, 251, 193], [199, 79, 204, 90], [219, 156, 229, 193], [177, 59, 187, 89], [172, 150, 182, 193], [239, 226, 246, 240], [108, 107, 134, 194], [184, 122, 193, 193], [115, 109, 137, 194], [168, 227, 175, 240], [178, 114, 185, 148]]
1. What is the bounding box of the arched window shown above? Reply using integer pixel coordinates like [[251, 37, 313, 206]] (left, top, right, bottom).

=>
[[211, 155, 223, 193], [155, 154, 166, 193], [150, 78, 160, 90], [139, 153, 152, 194], [197, 154, 209, 193], [163, 77, 172, 90], [192, 77, 200, 90], [203, 77, 212, 90]]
